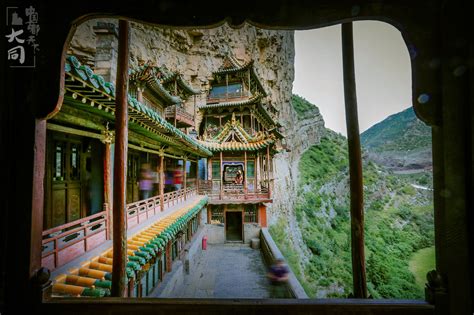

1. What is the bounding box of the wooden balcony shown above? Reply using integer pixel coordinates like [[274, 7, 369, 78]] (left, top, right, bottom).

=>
[[206, 94, 247, 104], [165, 105, 194, 128], [198, 179, 272, 204], [42, 187, 197, 271]]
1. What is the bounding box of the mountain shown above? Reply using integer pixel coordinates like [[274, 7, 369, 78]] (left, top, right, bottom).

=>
[[270, 98, 434, 299], [360, 107, 432, 172]]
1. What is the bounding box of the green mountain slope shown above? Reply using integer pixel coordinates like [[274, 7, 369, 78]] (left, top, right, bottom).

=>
[[361, 107, 432, 171], [270, 101, 434, 299]]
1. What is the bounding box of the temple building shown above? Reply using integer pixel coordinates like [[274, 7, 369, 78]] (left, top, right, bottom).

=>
[[40, 24, 283, 298], [197, 55, 284, 242]]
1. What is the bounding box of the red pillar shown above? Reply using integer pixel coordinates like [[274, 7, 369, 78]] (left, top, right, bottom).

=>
[[258, 204, 267, 228]]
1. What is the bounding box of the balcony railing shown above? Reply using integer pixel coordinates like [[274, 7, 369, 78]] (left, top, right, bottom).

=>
[[197, 179, 270, 202], [126, 187, 196, 229], [42, 188, 197, 271], [165, 105, 194, 127], [42, 210, 109, 271], [206, 94, 247, 104]]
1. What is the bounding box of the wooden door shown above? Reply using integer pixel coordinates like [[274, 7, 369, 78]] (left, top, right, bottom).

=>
[[47, 134, 83, 228], [127, 151, 140, 203]]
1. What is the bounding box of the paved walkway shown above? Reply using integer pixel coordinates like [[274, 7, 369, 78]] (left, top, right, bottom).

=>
[[170, 244, 271, 298]]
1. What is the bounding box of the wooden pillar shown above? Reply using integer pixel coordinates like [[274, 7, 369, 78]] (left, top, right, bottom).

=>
[[256, 152, 260, 190], [207, 205, 211, 224], [112, 19, 130, 298], [247, 69, 251, 96], [159, 155, 164, 211], [103, 138, 113, 239], [165, 241, 172, 272], [258, 204, 267, 228], [225, 73, 228, 100], [183, 159, 187, 200], [30, 120, 46, 278], [196, 159, 199, 192], [244, 151, 248, 198], [219, 151, 223, 199], [266, 146, 271, 198], [193, 95, 197, 129], [250, 113, 254, 133], [341, 22, 367, 299]]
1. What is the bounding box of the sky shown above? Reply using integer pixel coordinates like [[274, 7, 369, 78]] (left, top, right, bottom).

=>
[[292, 21, 412, 135]]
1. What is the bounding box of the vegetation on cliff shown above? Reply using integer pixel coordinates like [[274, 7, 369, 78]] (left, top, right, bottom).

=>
[[271, 100, 434, 299]]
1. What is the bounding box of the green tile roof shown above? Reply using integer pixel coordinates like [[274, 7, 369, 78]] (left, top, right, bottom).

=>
[[64, 55, 211, 157]]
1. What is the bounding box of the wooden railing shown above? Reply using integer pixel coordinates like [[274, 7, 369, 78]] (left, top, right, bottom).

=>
[[126, 194, 162, 230], [165, 105, 194, 127], [197, 179, 270, 201], [42, 188, 199, 271], [206, 94, 246, 104], [126, 188, 197, 229], [41, 210, 108, 271]]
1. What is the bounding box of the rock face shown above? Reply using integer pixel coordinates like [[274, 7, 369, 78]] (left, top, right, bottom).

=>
[[68, 19, 324, 228]]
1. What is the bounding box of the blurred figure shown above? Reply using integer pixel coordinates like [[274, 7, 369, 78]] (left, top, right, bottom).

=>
[[174, 166, 183, 191], [267, 257, 289, 298], [139, 163, 153, 200]]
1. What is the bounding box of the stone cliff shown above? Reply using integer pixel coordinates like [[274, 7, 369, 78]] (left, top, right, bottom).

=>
[[68, 19, 324, 234]]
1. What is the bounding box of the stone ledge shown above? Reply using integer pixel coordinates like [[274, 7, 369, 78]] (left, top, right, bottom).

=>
[[260, 228, 308, 299]]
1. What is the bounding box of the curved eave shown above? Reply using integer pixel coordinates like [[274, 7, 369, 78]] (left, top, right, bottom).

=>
[[64, 55, 211, 157], [200, 95, 261, 110], [146, 78, 182, 106], [198, 139, 274, 152]]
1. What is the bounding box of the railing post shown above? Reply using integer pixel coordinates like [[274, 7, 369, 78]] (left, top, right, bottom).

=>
[[341, 22, 367, 299], [112, 19, 130, 298]]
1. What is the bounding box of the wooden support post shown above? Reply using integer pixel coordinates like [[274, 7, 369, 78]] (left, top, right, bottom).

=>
[[103, 139, 112, 239], [165, 241, 172, 272], [30, 120, 46, 278], [341, 22, 367, 299], [247, 69, 251, 96], [256, 152, 260, 190], [112, 19, 130, 298], [225, 73, 229, 100], [183, 159, 187, 200], [196, 159, 199, 192], [219, 152, 223, 200], [244, 151, 248, 198], [193, 95, 197, 129], [266, 145, 271, 198], [159, 155, 164, 212], [207, 205, 211, 224]]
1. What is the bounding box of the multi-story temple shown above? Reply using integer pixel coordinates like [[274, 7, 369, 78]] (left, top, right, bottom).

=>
[[197, 55, 283, 242], [40, 24, 282, 298]]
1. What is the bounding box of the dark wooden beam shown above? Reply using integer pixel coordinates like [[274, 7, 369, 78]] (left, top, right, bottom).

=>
[[112, 19, 130, 298], [341, 22, 367, 299], [30, 120, 47, 277]]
